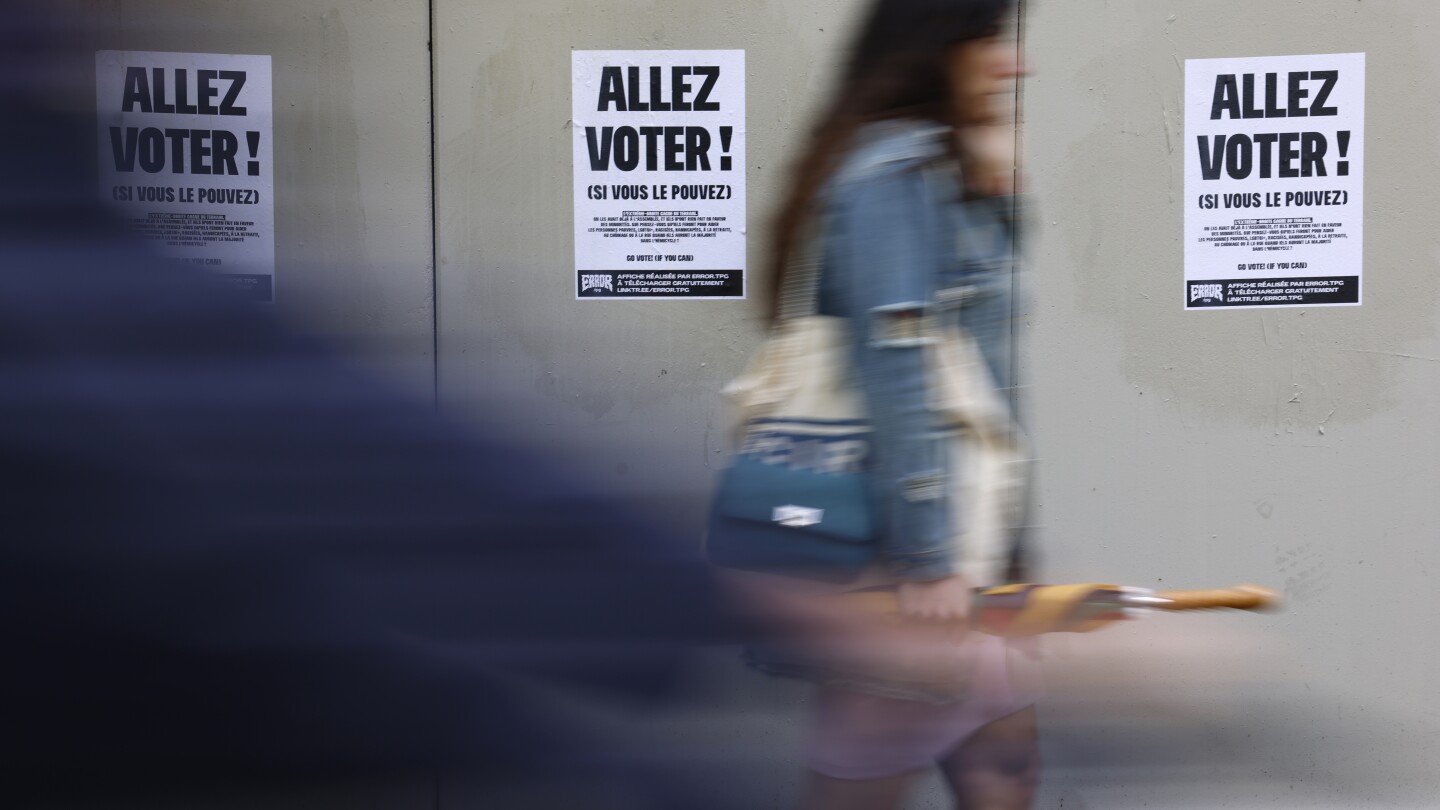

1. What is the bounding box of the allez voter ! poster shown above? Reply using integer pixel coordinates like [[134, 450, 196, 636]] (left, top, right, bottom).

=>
[[1184, 52, 1364, 310], [572, 50, 746, 300], [97, 51, 276, 302]]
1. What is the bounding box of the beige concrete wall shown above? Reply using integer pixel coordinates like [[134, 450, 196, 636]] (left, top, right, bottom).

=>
[[1022, 0, 1440, 804], [41, 0, 1440, 805], [437, 1, 1440, 804], [58, 0, 435, 394], [432, 0, 872, 517]]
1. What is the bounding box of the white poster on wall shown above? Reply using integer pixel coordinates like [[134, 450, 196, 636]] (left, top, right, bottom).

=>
[[1184, 52, 1364, 309], [97, 51, 275, 302], [572, 50, 746, 299]]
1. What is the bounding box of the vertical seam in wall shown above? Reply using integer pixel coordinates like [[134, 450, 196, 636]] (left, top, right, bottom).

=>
[[1011, 0, 1027, 419], [1011, 0, 1034, 573], [427, 0, 441, 411]]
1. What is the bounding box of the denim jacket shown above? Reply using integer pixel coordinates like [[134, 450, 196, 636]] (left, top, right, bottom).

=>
[[816, 120, 1022, 582]]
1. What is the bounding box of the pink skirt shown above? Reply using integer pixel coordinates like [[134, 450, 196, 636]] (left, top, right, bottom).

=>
[[806, 633, 1041, 780]]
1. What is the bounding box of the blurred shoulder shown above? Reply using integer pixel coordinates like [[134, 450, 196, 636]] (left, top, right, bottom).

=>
[[830, 119, 950, 188]]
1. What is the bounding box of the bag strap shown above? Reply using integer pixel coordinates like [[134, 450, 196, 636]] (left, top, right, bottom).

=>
[[738, 213, 823, 421]]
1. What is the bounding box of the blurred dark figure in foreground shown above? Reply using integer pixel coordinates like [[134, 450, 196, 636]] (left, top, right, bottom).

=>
[[0, 8, 730, 808]]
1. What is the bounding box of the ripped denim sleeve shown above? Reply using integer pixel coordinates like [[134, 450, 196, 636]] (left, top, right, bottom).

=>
[[831, 166, 957, 581], [859, 301, 954, 581]]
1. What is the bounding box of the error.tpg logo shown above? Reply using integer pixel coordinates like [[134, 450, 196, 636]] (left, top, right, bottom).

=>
[[580, 273, 614, 294], [1190, 283, 1224, 303]]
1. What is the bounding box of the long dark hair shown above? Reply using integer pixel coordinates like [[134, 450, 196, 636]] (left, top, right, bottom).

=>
[[766, 0, 1016, 319]]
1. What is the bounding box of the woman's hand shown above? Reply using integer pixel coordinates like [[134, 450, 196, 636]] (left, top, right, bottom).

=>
[[897, 573, 974, 624]]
